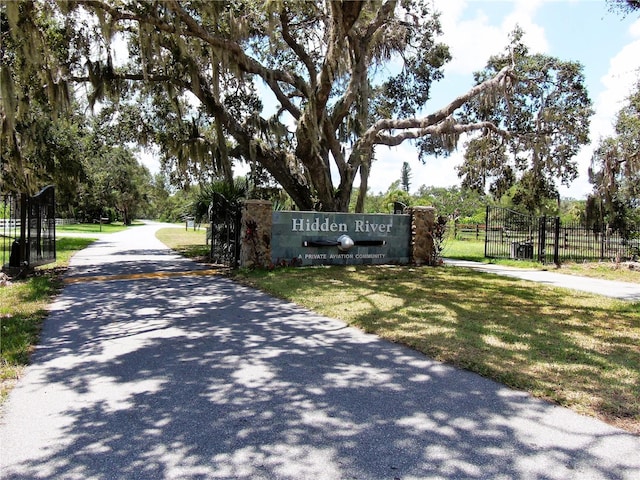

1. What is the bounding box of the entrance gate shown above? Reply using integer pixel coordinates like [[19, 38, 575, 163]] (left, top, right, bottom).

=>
[[484, 206, 561, 264], [1, 186, 56, 273], [485, 206, 639, 264], [208, 194, 241, 268], [484, 207, 560, 264], [485, 206, 537, 261]]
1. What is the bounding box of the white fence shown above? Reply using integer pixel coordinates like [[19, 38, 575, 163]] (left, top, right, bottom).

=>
[[1, 218, 77, 230], [0, 219, 19, 230], [55, 218, 78, 225]]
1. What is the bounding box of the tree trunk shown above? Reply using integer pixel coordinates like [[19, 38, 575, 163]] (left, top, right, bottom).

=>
[[295, 119, 338, 211], [252, 145, 316, 211], [355, 161, 370, 213]]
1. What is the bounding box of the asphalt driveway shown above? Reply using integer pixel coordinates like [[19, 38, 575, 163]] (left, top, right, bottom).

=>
[[1, 223, 639, 479]]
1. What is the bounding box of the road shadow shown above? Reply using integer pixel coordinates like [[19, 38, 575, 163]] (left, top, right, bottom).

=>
[[2, 274, 639, 479]]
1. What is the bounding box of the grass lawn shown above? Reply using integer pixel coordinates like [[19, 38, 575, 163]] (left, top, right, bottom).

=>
[[558, 261, 640, 284], [156, 227, 209, 259], [235, 265, 640, 433], [441, 238, 487, 261], [0, 237, 97, 402], [56, 222, 131, 234]]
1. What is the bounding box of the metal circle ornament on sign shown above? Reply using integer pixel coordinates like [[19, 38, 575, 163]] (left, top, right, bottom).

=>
[[337, 234, 355, 251]]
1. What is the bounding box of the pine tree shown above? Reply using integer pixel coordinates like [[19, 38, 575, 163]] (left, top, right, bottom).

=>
[[401, 162, 412, 193]]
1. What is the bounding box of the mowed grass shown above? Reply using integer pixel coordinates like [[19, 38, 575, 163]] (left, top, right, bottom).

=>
[[0, 236, 96, 401], [236, 265, 640, 433], [558, 261, 640, 284], [441, 238, 487, 261], [56, 222, 130, 234], [156, 227, 208, 259]]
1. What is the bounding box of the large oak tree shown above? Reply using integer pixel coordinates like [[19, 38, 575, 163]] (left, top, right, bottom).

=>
[[454, 30, 593, 212], [0, 0, 81, 194], [2, 1, 592, 212]]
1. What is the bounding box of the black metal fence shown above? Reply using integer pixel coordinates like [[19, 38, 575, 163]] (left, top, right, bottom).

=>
[[485, 206, 639, 264], [207, 195, 241, 268], [485, 207, 537, 260], [1, 186, 56, 272], [551, 220, 639, 263]]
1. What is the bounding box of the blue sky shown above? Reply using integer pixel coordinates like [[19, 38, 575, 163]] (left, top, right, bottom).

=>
[[371, 0, 640, 199]]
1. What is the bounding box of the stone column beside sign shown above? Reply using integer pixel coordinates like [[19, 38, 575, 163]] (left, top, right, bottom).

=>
[[406, 206, 436, 266], [240, 200, 272, 268]]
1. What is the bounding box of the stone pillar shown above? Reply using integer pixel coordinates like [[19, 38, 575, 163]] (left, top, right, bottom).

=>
[[406, 206, 437, 266], [239, 200, 273, 268]]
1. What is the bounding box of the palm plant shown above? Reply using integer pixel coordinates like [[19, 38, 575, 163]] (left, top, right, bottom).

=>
[[192, 179, 248, 224]]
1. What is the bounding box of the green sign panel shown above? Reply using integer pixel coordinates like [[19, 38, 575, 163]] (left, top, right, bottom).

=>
[[271, 211, 411, 266]]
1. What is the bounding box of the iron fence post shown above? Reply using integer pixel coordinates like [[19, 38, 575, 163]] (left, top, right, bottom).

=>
[[553, 216, 560, 266], [19, 193, 27, 266], [537, 215, 546, 263], [484, 205, 489, 258]]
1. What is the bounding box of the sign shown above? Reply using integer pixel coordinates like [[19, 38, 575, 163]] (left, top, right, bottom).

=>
[[271, 211, 411, 266]]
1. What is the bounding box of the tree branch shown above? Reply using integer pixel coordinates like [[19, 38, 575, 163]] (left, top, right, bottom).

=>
[[69, 73, 172, 83], [80, 0, 310, 98], [362, 0, 398, 41], [165, 1, 309, 93], [322, 2, 397, 179], [280, 9, 318, 86], [358, 65, 514, 147], [375, 121, 510, 147]]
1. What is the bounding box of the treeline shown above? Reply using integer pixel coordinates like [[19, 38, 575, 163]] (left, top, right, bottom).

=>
[[146, 178, 593, 228], [354, 182, 597, 226]]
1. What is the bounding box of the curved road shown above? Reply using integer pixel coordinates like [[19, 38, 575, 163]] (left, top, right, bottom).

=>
[[1, 223, 639, 479]]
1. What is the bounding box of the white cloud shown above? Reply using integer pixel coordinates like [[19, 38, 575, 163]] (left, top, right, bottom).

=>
[[632, 16, 640, 37], [594, 22, 640, 139], [364, 144, 464, 195], [436, 0, 548, 76], [437, 2, 502, 75]]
